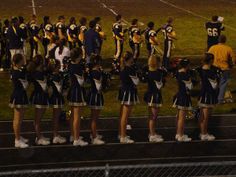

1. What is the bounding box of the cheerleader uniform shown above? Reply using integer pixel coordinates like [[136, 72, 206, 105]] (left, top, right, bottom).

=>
[[173, 71, 193, 110], [48, 73, 64, 108], [87, 69, 104, 110], [198, 68, 219, 108], [67, 63, 87, 106], [9, 68, 29, 108], [144, 69, 166, 107], [118, 66, 139, 105], [30, 71, 50, 108]]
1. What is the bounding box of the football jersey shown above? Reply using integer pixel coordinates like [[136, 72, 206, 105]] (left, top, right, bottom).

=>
[[112, 22, 123, 40], [55, 22, 66, 36], [19, 23, 28, 39], [42, 23, 54, 38], [205, 22, 224, 43], [28, 21, 40, 37], [129, 26, 141, 42], [162, 24, 174, 40]]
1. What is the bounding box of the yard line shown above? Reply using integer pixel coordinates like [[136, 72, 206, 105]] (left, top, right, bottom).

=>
[[96, 0, 130, 25], [96, 0, 145, 26], [159, 0, 236, 32], [31, 0, 37, 15]]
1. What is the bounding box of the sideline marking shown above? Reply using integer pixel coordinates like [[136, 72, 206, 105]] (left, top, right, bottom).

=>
[[159, 0, 236, 32]]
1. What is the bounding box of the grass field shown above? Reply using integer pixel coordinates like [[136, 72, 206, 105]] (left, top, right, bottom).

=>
[[0, 0, 236, 120]]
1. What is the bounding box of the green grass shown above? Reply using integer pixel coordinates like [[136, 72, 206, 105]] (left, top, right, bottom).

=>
[[0, 0, 236, 120]]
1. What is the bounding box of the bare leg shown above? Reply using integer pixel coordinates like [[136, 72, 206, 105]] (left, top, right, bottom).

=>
[[120, 105, 132, 138], [73, 106, 83, 140], [118, 105, 123, 136], [35, 108, 46, 139], [91, 109, 101, 138], [176, 109, 185, 136], [53, 108, 61, 137], [13, 108, 25, 140], [148, 107, 158, 136], [199, 108, 210, 135], [70, 108, 74, 137]]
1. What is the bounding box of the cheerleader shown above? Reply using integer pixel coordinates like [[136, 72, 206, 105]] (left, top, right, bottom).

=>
[[55, 39, 70, 72], [118, 51, 139, 144], [48, 59, 67, 144], [9, 54, 29, 148], [198, 53, 218, 141], [87, 55, 105, 145], [173, 59, 192, 142], [28, 55, 50, 145], [144, 55, 165, 143], [67, 48, 88, 146]]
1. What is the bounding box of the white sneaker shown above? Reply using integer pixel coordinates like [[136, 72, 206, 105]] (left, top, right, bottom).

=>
[[53, 135, 66, 144], [120, 136, 135, 144], [126, 124, 132, 130], [149, 134, 164, 143], [91, 137, 105, 145], [90, 133, 103, 140], [175, 134, 192, 142], [73, 139, 88, 147], [118, 135, 130, 140], [15, 139, 29, 148], [200, 134, 215, 141], [35, 137, 50, 146], [20, 136, 29, 143], [70, 136, 84, 143]]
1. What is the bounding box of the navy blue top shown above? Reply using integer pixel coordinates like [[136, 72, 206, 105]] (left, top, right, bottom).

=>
[[89, 69, 102, 93], [176, 71, 191, 96], [68, 63, 85, 89], [11, 68, 28, 93], [147, 69, 166, 93], [48, 73, 63, 95], [199, 68, 218, 93], [30, 70, 48, 93], [120, 66, 137, 91]]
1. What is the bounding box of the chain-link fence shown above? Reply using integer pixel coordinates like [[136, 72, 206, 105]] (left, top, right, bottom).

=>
[[0, 161, 236, 177]]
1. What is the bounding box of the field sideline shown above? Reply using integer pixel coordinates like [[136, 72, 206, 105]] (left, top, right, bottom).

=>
[[0, 0, 236, 120]]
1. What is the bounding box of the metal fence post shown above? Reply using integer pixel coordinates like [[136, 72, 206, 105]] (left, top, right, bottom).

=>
[[105, 163, 110, 177]]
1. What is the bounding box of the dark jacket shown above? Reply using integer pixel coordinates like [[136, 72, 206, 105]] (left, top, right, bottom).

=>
[[7, 25, 23, 49], [84, 28, 100, 56]]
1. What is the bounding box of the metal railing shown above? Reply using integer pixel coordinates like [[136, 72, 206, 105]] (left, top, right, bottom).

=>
[[0, 161, 236, 177]]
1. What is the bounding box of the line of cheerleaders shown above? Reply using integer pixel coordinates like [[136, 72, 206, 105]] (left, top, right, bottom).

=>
[[9, 48, 220, 148]]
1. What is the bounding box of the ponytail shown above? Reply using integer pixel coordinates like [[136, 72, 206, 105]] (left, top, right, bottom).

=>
[[120, 51, 133, 70]]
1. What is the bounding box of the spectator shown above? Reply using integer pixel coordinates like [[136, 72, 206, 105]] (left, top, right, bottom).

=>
[[84, 20, 101, 64], [208, 35, 235, 103], [55, 39, 70, 72]]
